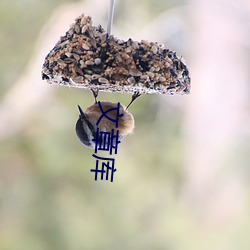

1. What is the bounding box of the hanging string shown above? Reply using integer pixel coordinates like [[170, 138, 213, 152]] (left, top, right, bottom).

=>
[[107, 0, 115, 34]]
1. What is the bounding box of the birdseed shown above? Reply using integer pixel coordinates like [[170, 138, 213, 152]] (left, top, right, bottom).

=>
[[42, 14, 190, 95]]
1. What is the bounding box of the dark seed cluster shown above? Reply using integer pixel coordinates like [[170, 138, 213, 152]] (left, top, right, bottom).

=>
[[42, 14, 190, 95]]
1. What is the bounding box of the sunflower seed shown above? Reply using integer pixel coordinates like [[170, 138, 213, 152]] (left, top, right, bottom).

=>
[[132, 41, 139, 50], [63, 58, 75, 64], [59, 40, 69, 47], [141, 40, 150, 47], [147, 72, 154, 78], [98, 77, 109, 84], [151, 45, 158, 54], [84, 74, 92, 80], [140, 75, 149, 82], [75, 24, 80, 34], [74, 66, 83, 75], [118, 39, 125, 45], [72, 53, 80, 60], [128, 77, 135, 84], [129, 68, 142, 77], [65, 52, 72, 58], [92, 74, 101, 79], [72, 76, 84, 83], [57, 59, 67, 66], [82, 43, 90, 50], [149, 67, 155, 72], [81, 25, 88, 34], [85, 60, 94, 65]]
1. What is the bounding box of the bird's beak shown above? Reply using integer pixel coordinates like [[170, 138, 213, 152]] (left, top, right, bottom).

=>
[[77, 105, 86, 118]]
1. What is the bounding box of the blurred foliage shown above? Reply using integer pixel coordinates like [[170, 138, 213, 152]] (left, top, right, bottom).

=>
[[0, 0, 72, 97], [1, 0, 250, 250]]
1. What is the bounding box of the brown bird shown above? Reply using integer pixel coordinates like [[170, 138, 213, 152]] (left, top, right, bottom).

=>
[[75, 90, 135, 149]]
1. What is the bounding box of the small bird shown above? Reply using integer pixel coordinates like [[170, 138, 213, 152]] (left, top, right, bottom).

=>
[[75, 90, 135, 149]]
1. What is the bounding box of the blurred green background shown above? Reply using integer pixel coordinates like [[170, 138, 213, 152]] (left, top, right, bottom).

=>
[[1, 0, 250, 249]]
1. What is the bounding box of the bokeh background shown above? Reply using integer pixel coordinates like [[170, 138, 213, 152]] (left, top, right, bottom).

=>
[[1, 0, 250, 249]]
